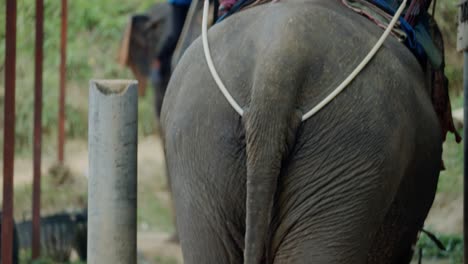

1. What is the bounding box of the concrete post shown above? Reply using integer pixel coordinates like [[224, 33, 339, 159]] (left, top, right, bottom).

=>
[[88, 80, 138, 264]]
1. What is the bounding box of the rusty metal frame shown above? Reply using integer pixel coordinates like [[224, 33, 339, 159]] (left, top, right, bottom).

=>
[[2, 0, 17, 263], [457, 0, 468, 262], [32, 0, 44, 259], [464, 52, 467, 264], [58, 0, 67, 163]]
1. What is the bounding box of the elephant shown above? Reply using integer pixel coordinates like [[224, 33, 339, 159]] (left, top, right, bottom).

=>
[[160, 0, 457, 263], [119, 0, 216, 118], [118, 2, 171, 97]]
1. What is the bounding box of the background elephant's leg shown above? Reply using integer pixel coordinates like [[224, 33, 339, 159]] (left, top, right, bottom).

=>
[[367, 146, 441, 263]]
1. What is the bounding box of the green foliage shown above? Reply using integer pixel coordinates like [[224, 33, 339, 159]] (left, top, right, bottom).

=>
[[138, 180, 174, 233], [449, 90, 464, 110], [154, 255, 179, 264], [139, 86, 158, 138], [446, 66, 463, 94], [20, 249, 85, 264], [0, 0, 156, 154], [433, 0, 464, 93], [437, 128, 463, 195], [416, 233, 463, 264], [433, 0, 458, 46], [14, 168, 87, 218]]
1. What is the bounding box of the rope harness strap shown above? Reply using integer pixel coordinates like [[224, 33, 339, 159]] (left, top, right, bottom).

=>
[[202, 0, 407, 121]]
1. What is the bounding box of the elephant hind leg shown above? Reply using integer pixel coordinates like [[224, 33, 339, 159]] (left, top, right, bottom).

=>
[[269, 152, 398, 263], [367, 158, 440, 263], [367, 200, 419, 264]]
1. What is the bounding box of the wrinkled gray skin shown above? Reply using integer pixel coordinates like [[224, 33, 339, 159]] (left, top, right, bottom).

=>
[[161, 0, 443, 263]]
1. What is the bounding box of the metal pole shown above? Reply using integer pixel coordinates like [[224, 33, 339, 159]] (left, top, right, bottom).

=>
[[32, 0, 44, 259], [457, 1, 468, 262], [464, 51, 468, 264], [58, 0, 67, 163], [2, 0, 17, 263], [87, 80, 138, 264]]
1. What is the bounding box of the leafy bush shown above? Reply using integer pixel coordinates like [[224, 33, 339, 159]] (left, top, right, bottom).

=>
[[416, 233, 463, 264]]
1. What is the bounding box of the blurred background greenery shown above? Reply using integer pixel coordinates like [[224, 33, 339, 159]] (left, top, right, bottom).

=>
[[0, 0, 158, 155]]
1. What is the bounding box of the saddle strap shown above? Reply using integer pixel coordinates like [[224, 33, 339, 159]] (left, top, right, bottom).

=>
[[427, 16, 462, 147]]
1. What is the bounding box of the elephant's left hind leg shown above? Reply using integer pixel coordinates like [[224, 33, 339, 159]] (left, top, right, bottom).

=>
[[367, 158, 440, 263]]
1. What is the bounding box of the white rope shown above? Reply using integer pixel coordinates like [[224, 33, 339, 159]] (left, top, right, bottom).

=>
[[201, 0, 408, 121], [301, 0, 407, 121], [202, 0, 244, 116]]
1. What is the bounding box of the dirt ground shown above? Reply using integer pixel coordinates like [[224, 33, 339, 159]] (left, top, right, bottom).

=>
[[2, 134, 462, 263], [426, 193, 463, 235]]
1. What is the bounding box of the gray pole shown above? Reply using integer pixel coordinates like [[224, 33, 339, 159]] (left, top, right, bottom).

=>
[[457, 1, 468, 262], [88, 80, 138, 264], [464, 51, 468, 264]]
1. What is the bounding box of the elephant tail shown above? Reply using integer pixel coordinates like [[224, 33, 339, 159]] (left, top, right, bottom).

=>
[[243, 94, 301, 264]]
